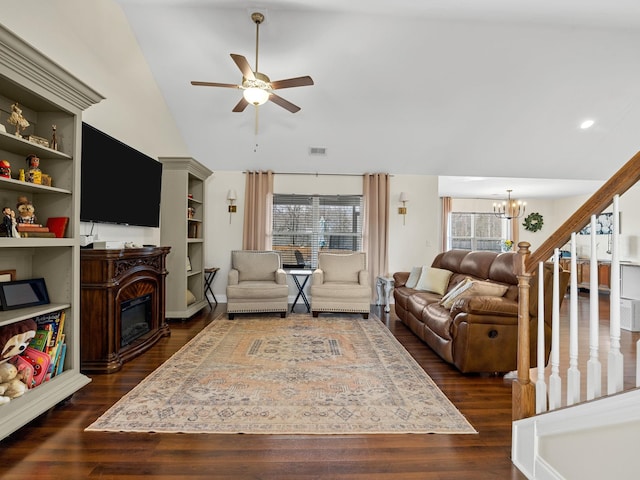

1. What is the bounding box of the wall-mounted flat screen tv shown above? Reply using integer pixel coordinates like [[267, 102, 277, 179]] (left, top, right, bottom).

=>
[[80, 123, 162, 228]]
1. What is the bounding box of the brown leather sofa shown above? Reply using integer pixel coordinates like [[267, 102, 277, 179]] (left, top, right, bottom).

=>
[[393, 250, 569, 374]]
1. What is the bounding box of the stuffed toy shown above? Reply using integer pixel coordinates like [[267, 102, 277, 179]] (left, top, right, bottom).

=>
[[0, 362, 27, 404], [1, 318, 37, 364], [16, 195, 37, 224], [0, 319, 37, 405]]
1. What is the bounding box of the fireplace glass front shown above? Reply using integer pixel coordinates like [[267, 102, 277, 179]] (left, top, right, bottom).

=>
[[120, 294, 152, 347]]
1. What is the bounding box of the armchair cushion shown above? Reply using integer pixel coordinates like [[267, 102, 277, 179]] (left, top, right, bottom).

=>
[[227, 250, 288, 318], [232, 250, 280, 282], [319, 253, 366, 283], [311, 252, 371, 318]]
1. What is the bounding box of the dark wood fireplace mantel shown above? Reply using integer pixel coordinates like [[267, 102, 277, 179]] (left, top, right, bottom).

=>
[[80, 246, 171, 373]]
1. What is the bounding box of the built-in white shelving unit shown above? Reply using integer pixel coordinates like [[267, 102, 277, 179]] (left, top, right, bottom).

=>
[[159, 157, 213, 319], [0, 24, 104, 440]]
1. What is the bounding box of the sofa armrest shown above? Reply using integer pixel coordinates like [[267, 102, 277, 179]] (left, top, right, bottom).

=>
[[358, 270, 369, 285], [312, 269, 324, 285], [228, 268, 239, 285], [276, 269, 287, 284], [450, 296, 518, 318], [393, 272, 409, 287]]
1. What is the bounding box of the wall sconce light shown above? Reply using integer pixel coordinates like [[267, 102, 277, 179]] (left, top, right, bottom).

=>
[[227, 189, 237, 224], [398, 192, 408, 225]]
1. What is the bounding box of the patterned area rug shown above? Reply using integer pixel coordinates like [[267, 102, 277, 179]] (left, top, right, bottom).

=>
[[86, 314, 476, 434]]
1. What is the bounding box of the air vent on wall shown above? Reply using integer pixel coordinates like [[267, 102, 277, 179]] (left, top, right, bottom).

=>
[[309, 146, 327, 156]]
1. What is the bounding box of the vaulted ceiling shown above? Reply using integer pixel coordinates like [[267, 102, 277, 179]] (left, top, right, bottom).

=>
[[116, 0, 640, 198]]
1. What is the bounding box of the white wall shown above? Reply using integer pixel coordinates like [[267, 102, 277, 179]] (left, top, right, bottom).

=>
[[203, 171, 441, 298], [2, 0, 190, 246]]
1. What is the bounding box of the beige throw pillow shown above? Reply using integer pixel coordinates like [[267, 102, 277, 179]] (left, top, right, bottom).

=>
[[441, 279, 509, 310], [415, 267, 453, 295], [440, 277, 473, 309], [405, 266, 423, 289], [186, 289, 197, 305]]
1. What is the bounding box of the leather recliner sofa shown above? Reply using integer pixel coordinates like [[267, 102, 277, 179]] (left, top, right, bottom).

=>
[[393, 250, 569, 373]]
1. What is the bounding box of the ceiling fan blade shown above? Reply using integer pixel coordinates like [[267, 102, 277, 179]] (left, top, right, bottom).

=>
[[271, 76, 314, 90], [230, 54, 255, 81], [191, 81, 240, 89], [232, 97, 249, 113], [269, 93, 301, 113]]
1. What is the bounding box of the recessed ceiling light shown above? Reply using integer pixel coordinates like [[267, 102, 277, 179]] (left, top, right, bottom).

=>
[[580, 119, 595, 129]]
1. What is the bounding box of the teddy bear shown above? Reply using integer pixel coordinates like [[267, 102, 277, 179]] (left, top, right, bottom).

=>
[[0, 362, 27, 404]]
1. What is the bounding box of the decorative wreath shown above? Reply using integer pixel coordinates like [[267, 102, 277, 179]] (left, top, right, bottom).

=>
[[523, 212, 544, 232]]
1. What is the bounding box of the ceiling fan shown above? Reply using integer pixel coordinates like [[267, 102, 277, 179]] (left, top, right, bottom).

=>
[[191, 12, 314, 114]]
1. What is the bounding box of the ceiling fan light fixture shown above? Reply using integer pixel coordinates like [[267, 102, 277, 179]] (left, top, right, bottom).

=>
[[243, 87, 270, 105]]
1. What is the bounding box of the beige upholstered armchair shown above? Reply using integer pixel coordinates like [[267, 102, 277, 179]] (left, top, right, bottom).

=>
[[310, 252, 371, 318], [226, 250, 289, 319]]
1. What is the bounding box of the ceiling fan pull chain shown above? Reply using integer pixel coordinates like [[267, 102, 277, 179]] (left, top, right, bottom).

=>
[[255, 105, 259, 135]]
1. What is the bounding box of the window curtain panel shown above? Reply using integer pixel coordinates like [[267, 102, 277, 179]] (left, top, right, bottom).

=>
[[363, 173, 390, 300], [242, 170, 274, 251], [441, 196, 452, 252]]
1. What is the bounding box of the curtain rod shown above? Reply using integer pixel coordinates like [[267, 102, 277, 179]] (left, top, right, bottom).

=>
[[242, 171, 392, 177]]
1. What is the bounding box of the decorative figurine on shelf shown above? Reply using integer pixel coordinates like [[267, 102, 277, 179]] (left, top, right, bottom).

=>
[[6, 103, 29, 137], [25, 154, 41, 184], [0, 160, 10, 178], [50, 124, 58, 151], [16, 196, 36, 224], [2, 207, 20, 238]]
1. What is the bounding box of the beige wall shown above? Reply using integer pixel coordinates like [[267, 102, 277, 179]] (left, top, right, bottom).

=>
[[204, 172, 441, 298], [2, 0, 190, 246]]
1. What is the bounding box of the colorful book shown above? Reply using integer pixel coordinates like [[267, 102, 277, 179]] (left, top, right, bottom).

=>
[[22, 347, 51, 386], [17, 224, 49, 232], [46, 217, 69, 238], [52, 310, 66, 349], [29, 329, 52, 351], [33, 310, 64, 350], [19, 231, 57, 238], [55, 342, 67, 376]]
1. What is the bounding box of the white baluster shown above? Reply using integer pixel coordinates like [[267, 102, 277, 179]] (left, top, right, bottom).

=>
[[587, 214, 602, 400], [567, 233, 580, 405], [536, 261, 547, 414], [608, 195, 624, 394], [548, 248, 562, 410]]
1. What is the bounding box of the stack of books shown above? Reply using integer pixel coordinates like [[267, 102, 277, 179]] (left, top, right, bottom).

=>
[[16, 223, 55, 238], [26, 310, 67, 385]]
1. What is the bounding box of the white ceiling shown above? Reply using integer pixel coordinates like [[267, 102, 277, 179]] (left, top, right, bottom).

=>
[[116, 0, 640, 199]]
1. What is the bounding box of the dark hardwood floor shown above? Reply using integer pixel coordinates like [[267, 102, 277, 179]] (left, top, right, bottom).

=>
[[1, 293, 636, 479]]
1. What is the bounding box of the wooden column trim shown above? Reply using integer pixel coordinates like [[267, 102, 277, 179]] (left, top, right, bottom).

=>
[[513, 242, 535, 420]]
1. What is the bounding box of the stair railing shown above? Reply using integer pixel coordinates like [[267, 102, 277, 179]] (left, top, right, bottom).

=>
[[513, 151, 640, 420]]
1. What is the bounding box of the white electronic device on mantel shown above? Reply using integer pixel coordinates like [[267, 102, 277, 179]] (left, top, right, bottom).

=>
[[93, 241, 125, 249], [80, 235, 95, 247]]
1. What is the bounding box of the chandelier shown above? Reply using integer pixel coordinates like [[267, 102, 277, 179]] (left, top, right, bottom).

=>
[[493, 189, 526, 220]]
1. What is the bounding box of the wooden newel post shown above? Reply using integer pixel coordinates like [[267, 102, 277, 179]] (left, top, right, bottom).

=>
[[513, 241, 535, 421]]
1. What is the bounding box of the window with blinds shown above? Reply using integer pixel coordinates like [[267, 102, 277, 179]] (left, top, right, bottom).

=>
[[449, 212, 505, 252], [272, 194, 363, 268]]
